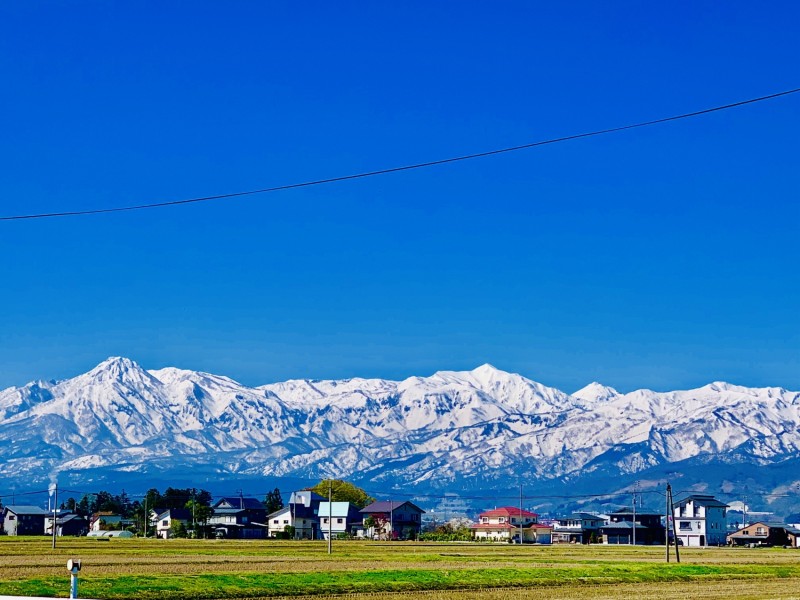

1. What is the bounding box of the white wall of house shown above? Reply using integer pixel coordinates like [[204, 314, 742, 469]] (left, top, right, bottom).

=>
[[267, 506, 317, 538], [156, 514, 188, 539], [674, 498, 727, 546], [318, 502, 352, 539]]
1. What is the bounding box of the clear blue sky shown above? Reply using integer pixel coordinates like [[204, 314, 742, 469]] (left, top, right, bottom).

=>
[[1, 1, 798, 393]]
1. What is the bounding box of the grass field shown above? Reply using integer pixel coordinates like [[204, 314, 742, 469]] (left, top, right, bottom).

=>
[[0, 537, 798, 599]]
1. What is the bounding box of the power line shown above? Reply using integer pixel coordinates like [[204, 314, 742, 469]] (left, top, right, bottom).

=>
[[2, 87, 798, 222]]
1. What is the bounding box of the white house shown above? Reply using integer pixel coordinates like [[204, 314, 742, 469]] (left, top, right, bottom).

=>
[[155, 508, 192, 539], [673, 494, 728, 547], [317, 502, 361, 539], [552, 512, 604, 544], [267, 491, 324, 539]]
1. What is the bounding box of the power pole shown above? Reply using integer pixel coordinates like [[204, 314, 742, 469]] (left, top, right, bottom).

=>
[[52, 483, 58, 550], [667, 484, 680, 563], [327, 479, 332, 554], [390, 499, 393, 541], [742, 494, 748, 528], [632, 482, 637, 547], [144, 494, 148, 538], [518, 484, 523, 544], [192, 488, 196, 537], [665, 483, 670, 563]]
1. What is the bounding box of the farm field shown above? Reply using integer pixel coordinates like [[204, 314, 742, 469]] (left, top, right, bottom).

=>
[[0, 538, 798, 599]]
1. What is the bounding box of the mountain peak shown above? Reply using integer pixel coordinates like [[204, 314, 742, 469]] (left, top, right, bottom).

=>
[[572, 382, 621, 403], [84, 356, 154, 384], [472, 363, 502, 375]]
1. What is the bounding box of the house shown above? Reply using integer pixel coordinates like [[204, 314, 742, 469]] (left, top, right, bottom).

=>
[[471, 507, 540, 543], [673, 494, 728, 547], [90, 511, 121, 532], [2, 506, 47, 536], [552, 512, 604, 544], [361, 501, 425, 540], [209, 497, 268, 539], [267, 490, 325, 539], [46, 513, 89, 537], [317, 502, 362, 539], [155, 508, 192, 539], [727, 522, 800, 547], [600, 507, 665, 545]]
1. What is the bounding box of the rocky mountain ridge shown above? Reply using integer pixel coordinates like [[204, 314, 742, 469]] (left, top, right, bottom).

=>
[[1, 357, 798, 506]]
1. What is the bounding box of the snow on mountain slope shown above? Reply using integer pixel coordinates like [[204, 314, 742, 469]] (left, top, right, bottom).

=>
[[1, 358, 799, 492]]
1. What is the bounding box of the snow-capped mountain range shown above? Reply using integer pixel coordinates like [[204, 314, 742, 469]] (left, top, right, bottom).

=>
[[1, 357, 799, 506]]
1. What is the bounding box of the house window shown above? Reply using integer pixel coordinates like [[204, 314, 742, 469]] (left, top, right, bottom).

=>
[[756, 527, 766, 535], [679, 522, 691, 531], [482, 517, 488, 524], [337, 518, 343, 524], [499, 517, 505, 523], [162, 520, 169, 526], [322, 518, 328, 524], [283, 519, 288, 524], [273, 519, 279, 524], [7, 516, 14, 521]]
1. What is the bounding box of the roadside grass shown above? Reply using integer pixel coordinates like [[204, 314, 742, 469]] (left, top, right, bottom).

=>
[[0, 538, 798, 599]]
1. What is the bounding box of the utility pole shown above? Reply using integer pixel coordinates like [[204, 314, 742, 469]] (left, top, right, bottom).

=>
[[518, 483, 523, 544], [327, 479, 332, 554], [665, 483, 670, 563], [742, 494, 748, 528], [52, 483, 58, 550], [667, 483, 680, 563], [192, 488, 196, 537], [390, 498, 393, 541], [632, 482, 637, 547]]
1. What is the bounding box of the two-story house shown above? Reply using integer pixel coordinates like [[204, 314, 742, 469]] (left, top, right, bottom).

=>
[[318, 502, 362, 539], [2, 506, 47, 536], [552, 512, 604, 544], [673, 494, 728, 547], [156, 508, 192, 539], [361, 501, 424, 540], [267, 490, 325, 539], [46, 512, 89, 537], [727, 521, 800, 547], [209, 497, 268, 539], [471, 507, 543, 543], [600, 507, 665, 545]]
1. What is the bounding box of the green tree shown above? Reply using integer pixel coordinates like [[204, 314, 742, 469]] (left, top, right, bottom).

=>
[[170, 519, 188, 538], [310, 479, 374, 509], [185, 498, 213, 537], [264, 488, 284, 514]]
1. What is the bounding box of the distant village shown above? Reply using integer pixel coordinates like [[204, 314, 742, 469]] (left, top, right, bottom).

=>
[[2, 481, 799, 549]]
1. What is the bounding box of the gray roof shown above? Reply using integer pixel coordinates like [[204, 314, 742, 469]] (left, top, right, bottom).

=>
[[610, 507, 662, 516], [361, 500, 424, 514], [566, 512, 603, 520], [214, 497, 265, 510], [675, 494, 729, 508], [601, 521, 649, 530], [3, 505, 48, 516]]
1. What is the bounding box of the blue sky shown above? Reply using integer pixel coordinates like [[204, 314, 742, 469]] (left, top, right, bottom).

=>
[[0, 1, 798, 393]]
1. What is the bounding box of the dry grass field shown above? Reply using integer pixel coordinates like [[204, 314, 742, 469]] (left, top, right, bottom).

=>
[[0, 537, 798, 599]]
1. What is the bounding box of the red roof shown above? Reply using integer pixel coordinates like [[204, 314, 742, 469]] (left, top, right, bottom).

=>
[[478, 506, 538, 519]]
